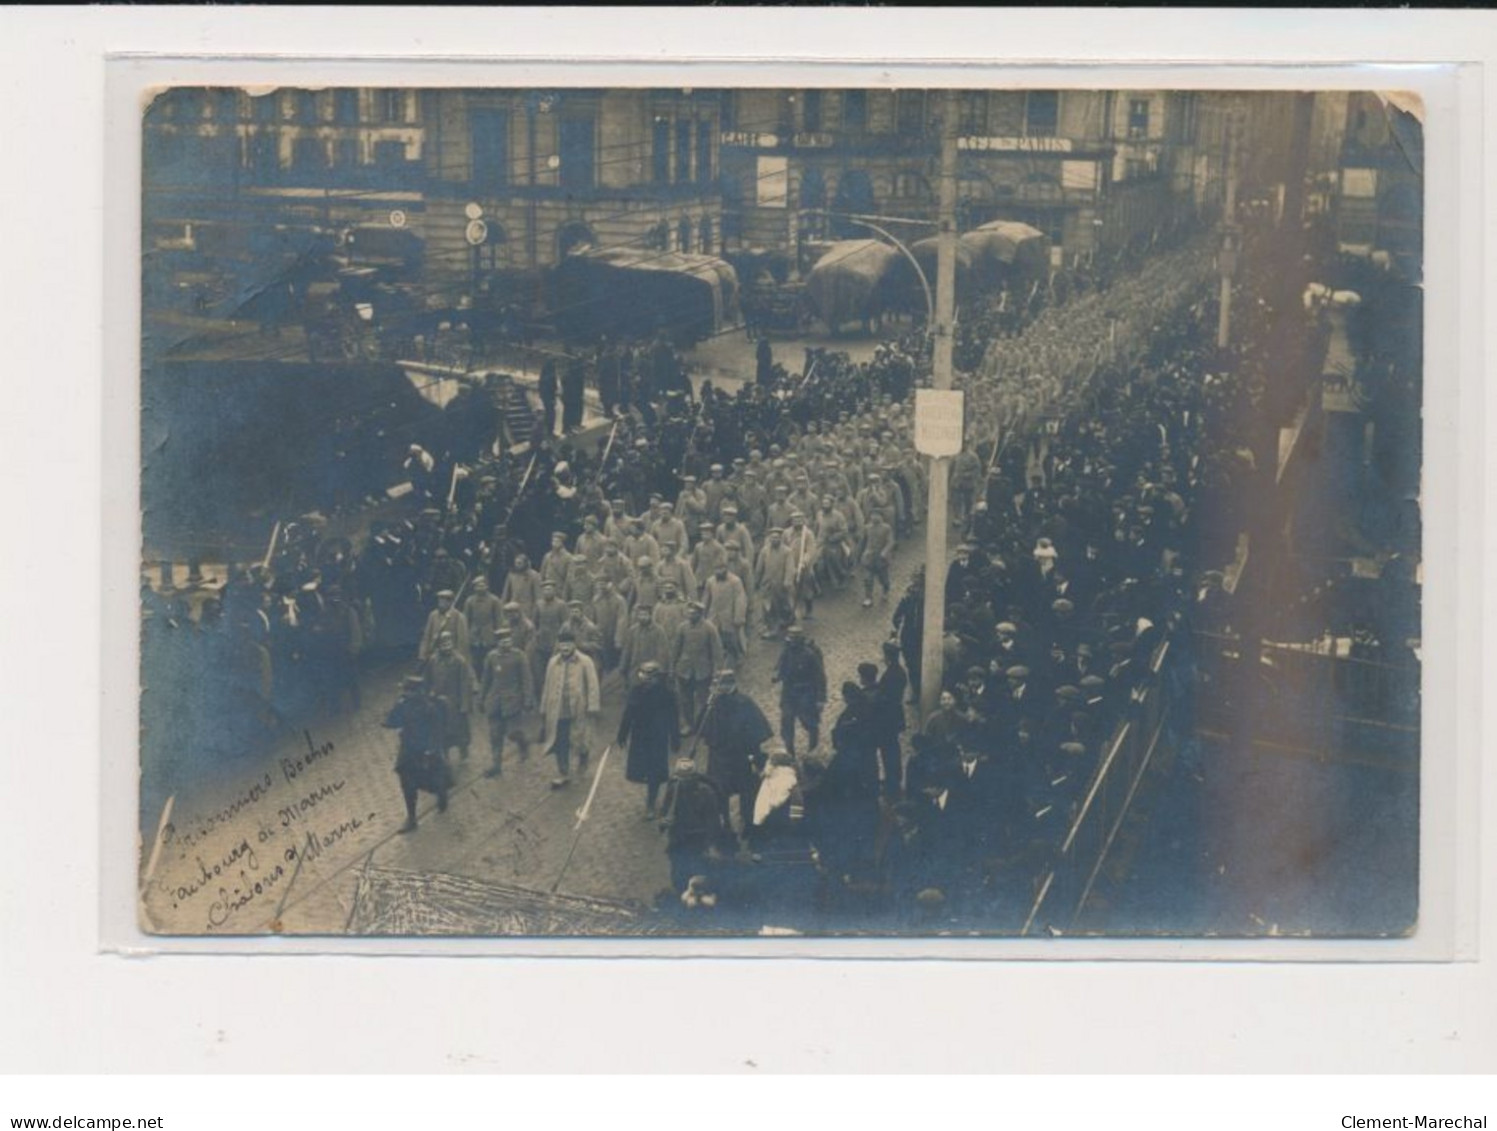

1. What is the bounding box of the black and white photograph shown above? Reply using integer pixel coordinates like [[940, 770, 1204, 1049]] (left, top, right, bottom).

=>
[[136, 82, 1424, 940]]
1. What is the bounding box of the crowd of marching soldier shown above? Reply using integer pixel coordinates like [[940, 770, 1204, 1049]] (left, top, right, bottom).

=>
[[147, 217, 1344, 924]]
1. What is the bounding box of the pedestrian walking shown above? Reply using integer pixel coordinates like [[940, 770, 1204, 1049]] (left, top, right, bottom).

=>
[[383, 675, 451, 834], [479, 628, 534, 777], [773, 624, 827, 756], [538, 630, 601, 788], [617, 662, 680, 818], [698, 669, 774, 845]]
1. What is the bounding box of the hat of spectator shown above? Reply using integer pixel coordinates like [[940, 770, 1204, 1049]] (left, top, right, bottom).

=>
[[1052, 598, 1075, 614], [1055, 685, 1083, 703], [682, 474, 697, 483], [1006, 665, 1031, 681], [710, 463, 725, 472], [1059, 742, 1088, 757], [639, 661, 662, 678], [402, 675, 425, 690], [566, 599, 584, 609], [437, 589, 455, 599], [786, 625, 805, 638], [722, 504, 738, 514], [996, 621, 1018, 635], [687, 600, 705, 611]]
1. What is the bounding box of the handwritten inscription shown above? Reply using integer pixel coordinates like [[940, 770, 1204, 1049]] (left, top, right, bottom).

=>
[[280, 731, 336, 784], [146, 730, 382, 930], [277, 779, 347, 828]]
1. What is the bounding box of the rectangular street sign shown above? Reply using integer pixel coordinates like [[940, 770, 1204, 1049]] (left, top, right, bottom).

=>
[[914, 388, 965, 457]]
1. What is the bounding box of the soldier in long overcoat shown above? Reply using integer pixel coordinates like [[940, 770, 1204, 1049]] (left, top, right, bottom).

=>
[[616, 662, 680, 817], [479, 628, 534, 777], [699, 669, 774, 846], [384, 675, 450, 834]]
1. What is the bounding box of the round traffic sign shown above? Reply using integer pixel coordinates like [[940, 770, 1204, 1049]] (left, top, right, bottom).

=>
[[389, 209, 407, 229], [464, 202, 484, 221], [465, 219, 489, 247]]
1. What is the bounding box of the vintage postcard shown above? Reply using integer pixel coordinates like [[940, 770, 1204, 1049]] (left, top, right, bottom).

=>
[[136, 83, 1422, 939]]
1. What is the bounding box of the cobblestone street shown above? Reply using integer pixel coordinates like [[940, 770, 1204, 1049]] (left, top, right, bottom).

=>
[[140, 522, 927, 936]]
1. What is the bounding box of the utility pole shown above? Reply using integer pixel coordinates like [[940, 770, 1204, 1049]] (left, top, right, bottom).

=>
[[1216, 97, 1241, 350], [919, 90, 961, 721]]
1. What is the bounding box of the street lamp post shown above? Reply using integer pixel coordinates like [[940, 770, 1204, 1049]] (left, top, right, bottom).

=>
[[919, 91, 961, 721]]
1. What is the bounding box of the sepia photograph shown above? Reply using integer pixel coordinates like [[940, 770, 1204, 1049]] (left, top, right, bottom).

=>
[[136, 82, 1424, 941]]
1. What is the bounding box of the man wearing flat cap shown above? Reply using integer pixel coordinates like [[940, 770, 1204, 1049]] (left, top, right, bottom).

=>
[[480, 628, 534, 778], [419, 588, 470, 664], [617, 661, 680, 818], [699, 669, 774, 845], [671, 601, 722, 736], [383, 675, 450, 834]]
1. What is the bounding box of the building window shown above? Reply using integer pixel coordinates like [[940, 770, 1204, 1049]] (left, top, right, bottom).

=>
[[897, 90, 926, 134], [696, 120, 714, 184], [377, 90, 404, 124], [779, 93, 795, 132], [652, 117, 671, 184], [802, 90, 823, 132], [959, 91, 988, 136], [677, 217, 692, 252], [292, 135, 326, 172], [644, 221, 669, 251], [336, 138, 360, 168], [296, 91, 318, 124], [843, 89, 868, 130], [373, 140, 407, 169], [719, 91, 736, 132], [470, 107, 510, 189], [1128, 98, 1151, 140], [249, 132, 278, 177], [1025, 91, 1059, 137], [559, 116, 596, 191], [334, 90, 360, 126], [675, 118, 692, 184], [699, 216, 714, 254], [251, 93, 277, 124], [893, 172, 929, 200], [1175, 92, 1198, 143]]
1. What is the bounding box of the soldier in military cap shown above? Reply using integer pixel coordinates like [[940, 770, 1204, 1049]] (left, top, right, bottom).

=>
[[671, 600, 723, 736], [383, 675, 450, 834], [480, 627, 534, 777]]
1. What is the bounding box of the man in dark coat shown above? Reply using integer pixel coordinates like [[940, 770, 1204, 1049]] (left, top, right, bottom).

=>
[[538, 358, 559, 436], [699, 669, 774, 845], [617, 662, 680, 818], [805, 682, 882, 884], [873, 641, 910, 797], [562, 354, 587, 433], [773, 624, 827, 756], [383, 675, 450, 834], [755, 336, 774, 388], [659, 756, 727, 895]]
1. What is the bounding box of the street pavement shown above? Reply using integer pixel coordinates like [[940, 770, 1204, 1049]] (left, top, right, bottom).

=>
[[139, 518, 927, 937]]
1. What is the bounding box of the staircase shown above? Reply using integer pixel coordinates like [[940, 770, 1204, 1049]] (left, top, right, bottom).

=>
[[500, 383, 542, 447]]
